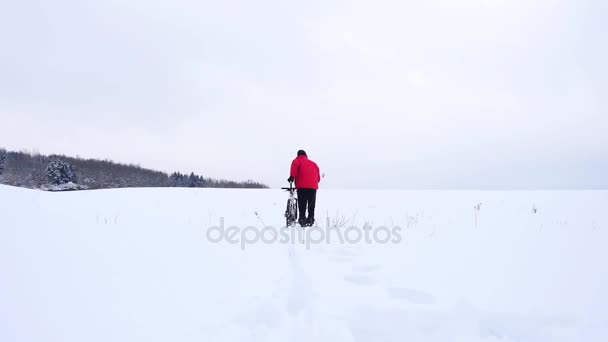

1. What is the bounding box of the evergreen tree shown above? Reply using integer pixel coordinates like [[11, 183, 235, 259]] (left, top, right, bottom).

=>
[[170, 172, 185, 187], [188, 172, 204, 187], [0, 150, 6, 176], [46, 160, 77, 185]]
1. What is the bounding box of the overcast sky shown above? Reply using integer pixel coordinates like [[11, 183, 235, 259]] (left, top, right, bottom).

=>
[[1, 0, 606, 189]]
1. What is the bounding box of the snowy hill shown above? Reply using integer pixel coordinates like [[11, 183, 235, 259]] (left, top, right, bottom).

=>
[[1, 185, 607, 341]]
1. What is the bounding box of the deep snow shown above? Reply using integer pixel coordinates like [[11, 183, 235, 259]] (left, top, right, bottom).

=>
[[1, 185, 607, 341]]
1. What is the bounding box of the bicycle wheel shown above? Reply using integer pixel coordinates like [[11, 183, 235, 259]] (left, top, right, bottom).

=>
[[285, 198, 298, 227], [285, 199, 291, 226], [290, 198, 298, 225]]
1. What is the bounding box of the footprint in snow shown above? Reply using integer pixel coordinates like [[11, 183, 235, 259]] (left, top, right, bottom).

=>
[[352, 264, 381, 273], [344, 275, 376, 286], [388, 287, 436, 305], [329, 256, 354, 263], [333, 248, 359, 258]]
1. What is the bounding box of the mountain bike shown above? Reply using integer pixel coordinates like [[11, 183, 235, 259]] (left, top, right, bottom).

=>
[[281, 182, 298, 227]]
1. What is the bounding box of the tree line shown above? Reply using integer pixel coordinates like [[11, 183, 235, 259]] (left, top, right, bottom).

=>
[[0, 148, 268, 191]]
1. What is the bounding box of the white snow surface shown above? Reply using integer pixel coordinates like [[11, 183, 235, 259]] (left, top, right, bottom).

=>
[[1, 185, 607, 341]]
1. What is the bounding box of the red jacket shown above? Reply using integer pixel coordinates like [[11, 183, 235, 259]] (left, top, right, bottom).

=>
[[290, 155, 320, 190]]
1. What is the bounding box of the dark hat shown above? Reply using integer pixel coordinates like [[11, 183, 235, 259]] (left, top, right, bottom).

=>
[[297, 150, 307, 156]]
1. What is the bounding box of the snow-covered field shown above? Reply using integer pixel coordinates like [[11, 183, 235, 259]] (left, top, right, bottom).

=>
[[1, 185, 607, 341]]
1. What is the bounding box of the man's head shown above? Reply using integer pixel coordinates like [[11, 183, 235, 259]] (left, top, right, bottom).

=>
[[297, 150, 307, 157]]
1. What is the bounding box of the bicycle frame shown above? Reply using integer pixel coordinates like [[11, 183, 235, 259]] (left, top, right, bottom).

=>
[[282, 182, 298, 227]]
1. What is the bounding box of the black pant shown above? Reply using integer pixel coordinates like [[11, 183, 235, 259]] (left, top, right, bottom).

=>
[[297, 189, 317, 223]]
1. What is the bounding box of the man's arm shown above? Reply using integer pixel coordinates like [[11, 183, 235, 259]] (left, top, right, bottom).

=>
[[289, 159, 299, 182]]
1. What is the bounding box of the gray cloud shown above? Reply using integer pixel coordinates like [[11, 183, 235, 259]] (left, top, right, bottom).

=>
[[1, 0, 606, 188]]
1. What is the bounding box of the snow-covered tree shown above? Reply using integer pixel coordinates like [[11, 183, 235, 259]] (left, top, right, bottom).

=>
[[188, 172, 204, 187], [0, 150, 6, 176], [46, 160, 77, 185], [169, 172, 206, 187], [170, 172, 185, 187]]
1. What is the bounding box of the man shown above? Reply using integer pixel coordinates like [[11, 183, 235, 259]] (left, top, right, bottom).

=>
[[287, 150, 320, 227]]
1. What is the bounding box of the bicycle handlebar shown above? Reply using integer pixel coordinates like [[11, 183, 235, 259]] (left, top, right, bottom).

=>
[[281, 181, 296, 191]]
